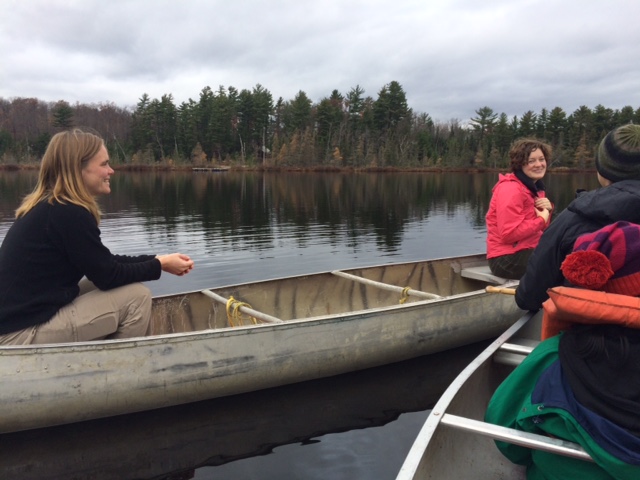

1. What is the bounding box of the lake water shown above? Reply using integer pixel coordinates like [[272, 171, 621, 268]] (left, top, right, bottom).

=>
[[0, 170, 600, 479]]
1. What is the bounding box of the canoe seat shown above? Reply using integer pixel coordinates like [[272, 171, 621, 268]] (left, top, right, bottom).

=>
[[461, 265, 508, 285]]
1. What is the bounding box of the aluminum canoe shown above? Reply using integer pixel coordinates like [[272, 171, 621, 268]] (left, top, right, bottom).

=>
[[0, 253, 520, 434]]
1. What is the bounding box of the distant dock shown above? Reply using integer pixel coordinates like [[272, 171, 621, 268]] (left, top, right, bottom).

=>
[[192, 166, 231, 172]]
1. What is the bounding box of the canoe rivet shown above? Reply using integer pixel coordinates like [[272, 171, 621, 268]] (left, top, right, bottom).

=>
[[433, 412, 441, 416]]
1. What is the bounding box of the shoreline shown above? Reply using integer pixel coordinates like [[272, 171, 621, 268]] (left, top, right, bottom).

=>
[[0, 163, 594, 174]]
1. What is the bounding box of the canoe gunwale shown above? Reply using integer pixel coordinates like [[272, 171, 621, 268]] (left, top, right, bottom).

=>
[[151, 252, 491, 300]]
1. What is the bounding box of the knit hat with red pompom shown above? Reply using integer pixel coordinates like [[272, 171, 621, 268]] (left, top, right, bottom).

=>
[[561, 221, 640, 295]]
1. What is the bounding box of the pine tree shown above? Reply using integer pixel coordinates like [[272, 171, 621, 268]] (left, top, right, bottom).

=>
[[51, 101, 74, 129]]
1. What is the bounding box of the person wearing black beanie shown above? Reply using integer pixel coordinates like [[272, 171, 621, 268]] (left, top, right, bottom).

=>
[[595, 124, 640, 183], [515, 123, 640, 312]]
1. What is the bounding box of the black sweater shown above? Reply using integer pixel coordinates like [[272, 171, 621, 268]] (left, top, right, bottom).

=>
[[0, 201, 161, 334]]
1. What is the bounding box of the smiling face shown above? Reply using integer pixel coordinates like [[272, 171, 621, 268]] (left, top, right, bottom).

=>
[[522, 148, 547, 181], [81, 145, 113, 196]]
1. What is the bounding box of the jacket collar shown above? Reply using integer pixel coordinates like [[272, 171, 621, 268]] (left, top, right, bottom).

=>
[[515, 169, 545, 197]]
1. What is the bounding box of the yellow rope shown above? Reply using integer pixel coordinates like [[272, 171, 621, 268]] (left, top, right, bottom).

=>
[[226, 296, 258, 326], [399, 286, 411, 304]]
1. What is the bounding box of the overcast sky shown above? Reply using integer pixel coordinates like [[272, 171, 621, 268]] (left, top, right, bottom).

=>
[[1, 0, 639, 123]]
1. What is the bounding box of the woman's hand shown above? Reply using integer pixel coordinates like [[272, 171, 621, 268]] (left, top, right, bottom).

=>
[[156, 253, 194, 276], [535, 206, 550, 224], [534, 197, 553, 212]]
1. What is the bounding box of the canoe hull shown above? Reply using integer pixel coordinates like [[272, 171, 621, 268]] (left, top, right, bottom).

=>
[[0, 254, 520, 433], [0, 345, 487, 480]]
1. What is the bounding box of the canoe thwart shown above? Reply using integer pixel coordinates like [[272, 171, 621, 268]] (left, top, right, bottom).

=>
[[499, 342, 536, 356], [200, 289, 284, 324], [493, 341, 537, 367], [439, 414, 593, 462], [461, 266, 508, 285], [330, 270, 442, 301]]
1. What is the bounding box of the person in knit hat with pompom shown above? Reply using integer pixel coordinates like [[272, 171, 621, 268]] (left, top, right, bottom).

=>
[[486, 221, 640, 480], [557, 221, 640, 439], [516, 123, 640, 312]]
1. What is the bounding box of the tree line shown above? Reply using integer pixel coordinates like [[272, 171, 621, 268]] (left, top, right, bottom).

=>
[[1, 81, 638, 169]]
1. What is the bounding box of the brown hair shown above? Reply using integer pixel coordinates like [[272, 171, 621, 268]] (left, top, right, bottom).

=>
[[16, 128, 104, 223], [509, 138, 552, 173]]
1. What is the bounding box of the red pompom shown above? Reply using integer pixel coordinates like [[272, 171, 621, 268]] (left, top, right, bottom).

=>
[[561, 250, 614, 290]]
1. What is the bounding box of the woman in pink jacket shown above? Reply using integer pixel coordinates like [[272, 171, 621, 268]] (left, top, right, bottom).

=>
[[485, 138, 553, 279]]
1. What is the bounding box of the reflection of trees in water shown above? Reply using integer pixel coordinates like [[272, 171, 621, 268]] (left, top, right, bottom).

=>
[[0, 171, 602, 250], [105, 172, 473, 250], [86, 171, 605, 248], [0, 170, 38, 220], [545, 173, 600, 213]]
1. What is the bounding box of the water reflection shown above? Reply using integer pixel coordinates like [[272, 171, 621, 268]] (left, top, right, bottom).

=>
[[104, 171, 491, 251]]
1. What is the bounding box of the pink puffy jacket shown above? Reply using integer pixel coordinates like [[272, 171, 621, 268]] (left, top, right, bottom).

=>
[[486, 173, 549, 259]]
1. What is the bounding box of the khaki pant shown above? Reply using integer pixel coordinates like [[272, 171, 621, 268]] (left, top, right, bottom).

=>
[[0, 279, 152, 345]]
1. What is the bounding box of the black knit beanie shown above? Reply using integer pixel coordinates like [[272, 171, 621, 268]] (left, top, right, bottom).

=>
[[595, 124, 640, 182]]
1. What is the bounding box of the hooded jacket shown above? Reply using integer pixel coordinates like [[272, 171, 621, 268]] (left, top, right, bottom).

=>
[[485, 334, 640, 480], [515, 180, 640, 311], [486, 173, 549, 259]]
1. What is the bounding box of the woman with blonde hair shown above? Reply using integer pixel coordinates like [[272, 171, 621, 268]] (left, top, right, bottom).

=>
[[0, 128, 194, 344]]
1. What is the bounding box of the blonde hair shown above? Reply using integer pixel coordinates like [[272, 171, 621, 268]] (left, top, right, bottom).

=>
[[16, 128, 104, 223]]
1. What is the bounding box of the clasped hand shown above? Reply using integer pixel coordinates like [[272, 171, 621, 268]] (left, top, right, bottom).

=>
[[156, 253, 195, 276], [534, 198, 552, 212], [534, 198, 552, 223]]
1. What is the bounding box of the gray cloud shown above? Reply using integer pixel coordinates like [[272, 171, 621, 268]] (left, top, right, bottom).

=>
[[1, 0, 638, 122]]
